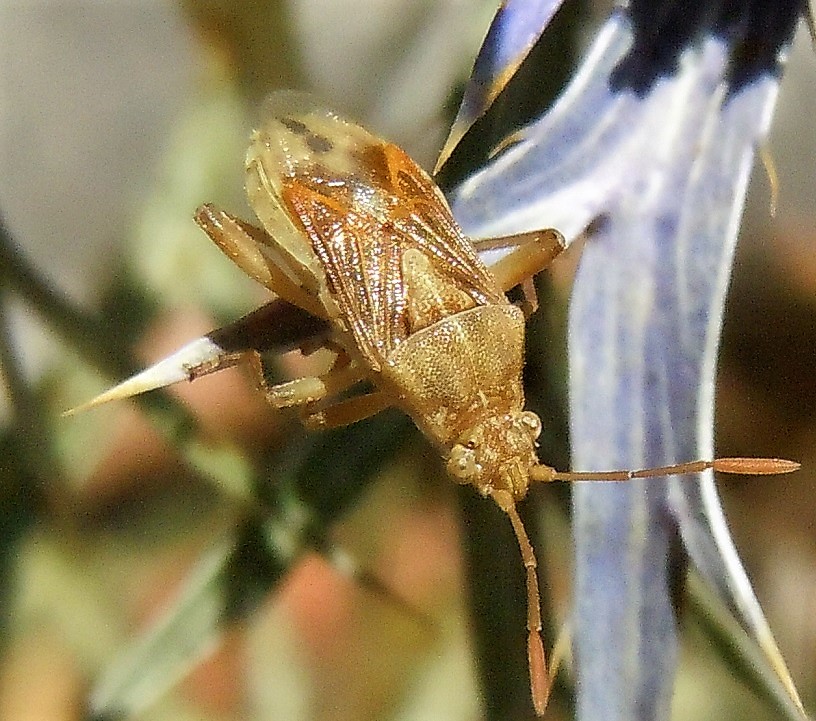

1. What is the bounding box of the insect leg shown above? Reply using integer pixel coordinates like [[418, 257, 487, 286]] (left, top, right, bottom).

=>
[[478, 228, 566, 311], [489, 488, 552, 717], [250, 352, 366, 410], [301, 390, 391, 430], [194, 204, 328, 320]]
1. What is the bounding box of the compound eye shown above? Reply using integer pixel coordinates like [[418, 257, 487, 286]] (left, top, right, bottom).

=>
[[520, 411, 542, 439], [447, 445, 479, 482]]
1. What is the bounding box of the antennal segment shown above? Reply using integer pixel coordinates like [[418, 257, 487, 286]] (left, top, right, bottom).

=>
[[529, 457, 800, 483]]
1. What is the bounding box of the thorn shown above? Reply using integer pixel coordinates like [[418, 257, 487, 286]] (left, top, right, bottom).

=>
[[62, 335, 231, 416]]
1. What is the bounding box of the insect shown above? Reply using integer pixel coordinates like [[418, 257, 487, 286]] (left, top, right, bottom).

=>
[[72, 91, 799, 716]]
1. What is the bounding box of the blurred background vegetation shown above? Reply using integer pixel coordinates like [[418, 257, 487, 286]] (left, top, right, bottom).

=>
[[0, 2, 813, 720]]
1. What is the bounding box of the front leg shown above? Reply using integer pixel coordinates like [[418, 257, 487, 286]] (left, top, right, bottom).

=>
[[250, 351, 365, 410], [301, 390, 391, 430]]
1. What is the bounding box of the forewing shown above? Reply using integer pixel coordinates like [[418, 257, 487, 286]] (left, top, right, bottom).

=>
[[383, 142, 502, 303], [283, 182, 406, 368], [249, 91, 503, 369]]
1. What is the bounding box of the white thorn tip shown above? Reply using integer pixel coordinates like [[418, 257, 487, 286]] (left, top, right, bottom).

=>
[[63, 335, 230, 416]]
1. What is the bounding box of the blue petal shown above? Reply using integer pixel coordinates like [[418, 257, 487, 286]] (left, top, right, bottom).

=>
[[452, 3, 803, 719], [436, 0, 566, 170]]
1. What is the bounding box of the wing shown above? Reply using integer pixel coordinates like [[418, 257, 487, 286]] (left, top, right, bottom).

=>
[[246, 91, 504, 370]]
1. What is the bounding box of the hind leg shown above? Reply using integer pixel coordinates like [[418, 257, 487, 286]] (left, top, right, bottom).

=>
[[476, 228, 566, 315], [194, 204, 328, 320]]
